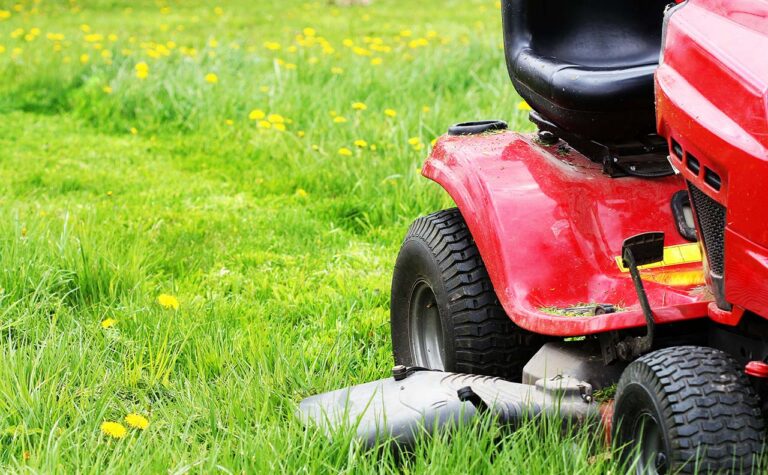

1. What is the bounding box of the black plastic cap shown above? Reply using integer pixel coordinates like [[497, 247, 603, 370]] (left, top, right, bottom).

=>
[[392, 365, 408, 381], [448, 120, 507, 136]]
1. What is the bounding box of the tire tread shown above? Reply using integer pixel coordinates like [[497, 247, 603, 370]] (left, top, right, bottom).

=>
[[399, 208, 541, 380]]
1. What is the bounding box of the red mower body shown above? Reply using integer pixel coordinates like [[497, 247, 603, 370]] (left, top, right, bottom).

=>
[[423, 132, 708, 337], [423, 0, 768, 337], [656, 0, 768, 325]]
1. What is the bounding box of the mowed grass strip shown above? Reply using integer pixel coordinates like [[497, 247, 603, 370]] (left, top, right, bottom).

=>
[[0, 0, 635, 473]]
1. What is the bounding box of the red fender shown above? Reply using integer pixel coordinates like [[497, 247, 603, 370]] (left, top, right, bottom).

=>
[[422, 131, 710, 337]]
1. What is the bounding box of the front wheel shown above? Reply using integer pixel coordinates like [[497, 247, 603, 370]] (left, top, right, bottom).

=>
[[390, 208, 543, 381], [613, 346, 765, 474]]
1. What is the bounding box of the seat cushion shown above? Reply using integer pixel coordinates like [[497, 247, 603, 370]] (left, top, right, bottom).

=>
[[501, 0, 669, 141], [511, 48, 657, 140]]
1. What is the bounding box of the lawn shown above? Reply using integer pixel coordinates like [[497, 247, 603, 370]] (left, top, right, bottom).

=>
[[0, 0, 620, 472]]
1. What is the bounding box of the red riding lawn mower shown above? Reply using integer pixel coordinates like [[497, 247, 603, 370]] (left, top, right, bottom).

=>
[[300, 0, 768, 472]]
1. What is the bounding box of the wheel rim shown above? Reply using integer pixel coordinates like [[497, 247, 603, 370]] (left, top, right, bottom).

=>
[[634, 412, 668, 475], [408, 281, 446, 370]]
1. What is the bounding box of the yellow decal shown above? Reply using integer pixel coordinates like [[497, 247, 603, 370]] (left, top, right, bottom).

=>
[[640, 270, 705, 286], [615, 243, 702, 272]]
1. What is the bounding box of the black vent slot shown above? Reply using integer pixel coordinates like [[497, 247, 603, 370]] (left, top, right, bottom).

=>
[[686, 153, 700, 175], [688, 183, 726, 276], [671, 139, 683, 160], [704, 167, 721, 191]]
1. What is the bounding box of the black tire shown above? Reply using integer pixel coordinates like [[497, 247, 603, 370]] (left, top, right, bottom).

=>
[[390, 208, 543, 381], [613, 346, 765, 474]]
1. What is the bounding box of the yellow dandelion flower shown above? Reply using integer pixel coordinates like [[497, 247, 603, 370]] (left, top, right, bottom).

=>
[[354, 139, 368, 148], [208, 38, 219, 48], [267, 114, 285, 124], [370, 144, 378, 151], [124, 413, 149, 430], [333, 116, 347, 124], [108, 34, 118, 42], [352, 46, 371, 56], [249, 109, 265, 121], [100, 421, 127, 439], [400, 29, 412, 37], [214, 6, 224, 15], [295, 188, 308, 198], [338, 147, 353, 156], [352, 102, 367, 111], [225, 119, 234, 126], [205, 72, 218, 84], [342, 38, 354, 47], [303, 27, 316, 37], [264, 41, 281, 51], [0, 10, 10, 20], [273, 123, 286, 131], [331, 67, 343, 75], [517, 100, 532, 111], [297, 131, 305, 138], [100, 318, 117, 329], [422, 105, 431, 113], [80, 54, 89, 64], [370, 57, 383, 66], [130, 127, 138, 135], [384, 109, 397, 118], [157, 293, 179, 310], [408, 137, 422, 146], [284, 63, 296, 70], [257, 120, 272, 129], [0, 46, 5, 54], [135, 62, 149, 79]]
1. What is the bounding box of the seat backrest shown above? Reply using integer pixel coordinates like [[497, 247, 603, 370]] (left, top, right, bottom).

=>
[[502, 0, 669, 69]]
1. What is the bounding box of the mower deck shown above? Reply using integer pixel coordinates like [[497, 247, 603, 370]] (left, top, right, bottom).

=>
[[423, 131, 711, 337], [298, 368, 598, 447]]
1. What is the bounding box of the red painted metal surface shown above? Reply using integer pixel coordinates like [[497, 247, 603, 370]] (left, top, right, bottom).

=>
[[745, 361, 768, 378], [422, 132, 710, 337], [656, 0, 768, 323]]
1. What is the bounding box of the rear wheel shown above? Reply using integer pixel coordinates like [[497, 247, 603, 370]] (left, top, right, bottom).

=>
[[613, 346, 765, 474], [390, 208, 543, 380]]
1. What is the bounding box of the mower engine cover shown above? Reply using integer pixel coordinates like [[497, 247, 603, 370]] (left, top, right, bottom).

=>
[[656, 0, 768, 324]]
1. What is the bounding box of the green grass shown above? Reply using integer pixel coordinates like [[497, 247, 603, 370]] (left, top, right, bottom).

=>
[[0, 0, 637, 472]]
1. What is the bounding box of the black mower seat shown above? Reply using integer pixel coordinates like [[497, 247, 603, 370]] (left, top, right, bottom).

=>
[[502, 0, 670, 141]]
